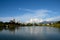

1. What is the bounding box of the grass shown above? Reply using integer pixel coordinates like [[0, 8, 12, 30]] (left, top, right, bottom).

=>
[[52, 23, 60, 28]]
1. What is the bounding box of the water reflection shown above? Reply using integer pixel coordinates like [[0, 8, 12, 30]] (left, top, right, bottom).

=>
[[0, 26, 60, 40], [0, 26, 60, 35]]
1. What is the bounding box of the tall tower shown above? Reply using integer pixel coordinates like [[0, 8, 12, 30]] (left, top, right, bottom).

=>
[[13, 19, 15, 22], [10, 18, 16, 23]]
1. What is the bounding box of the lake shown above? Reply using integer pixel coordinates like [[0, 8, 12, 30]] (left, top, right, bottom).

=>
[[0, 26, 60, 40]]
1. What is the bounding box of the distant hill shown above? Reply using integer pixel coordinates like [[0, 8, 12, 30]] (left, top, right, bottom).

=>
[[40, 21, 56, 24]]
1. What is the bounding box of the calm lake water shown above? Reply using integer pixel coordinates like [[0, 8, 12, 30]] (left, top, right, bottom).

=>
[[0, 26, 60, 40]]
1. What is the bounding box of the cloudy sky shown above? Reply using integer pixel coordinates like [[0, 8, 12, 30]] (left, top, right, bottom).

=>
[[0, 0, 60, 22]]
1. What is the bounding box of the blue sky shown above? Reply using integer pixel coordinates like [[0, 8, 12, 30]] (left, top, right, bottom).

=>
[[0, 0, 60, 22]]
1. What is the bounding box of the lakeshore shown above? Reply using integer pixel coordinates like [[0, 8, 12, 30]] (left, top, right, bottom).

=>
[[0, 20, 60, 29]]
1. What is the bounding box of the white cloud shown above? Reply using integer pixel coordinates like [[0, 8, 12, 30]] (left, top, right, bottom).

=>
[[0, 8, 60, 23], [0, 17, 21, 22], [0, 17, 13, 22], [19, 9, 52, 22], [45, 16, 60, 21], [26, 18, 43, 23], [20, 9, 50, 19], [19, 8, 33, 12]]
